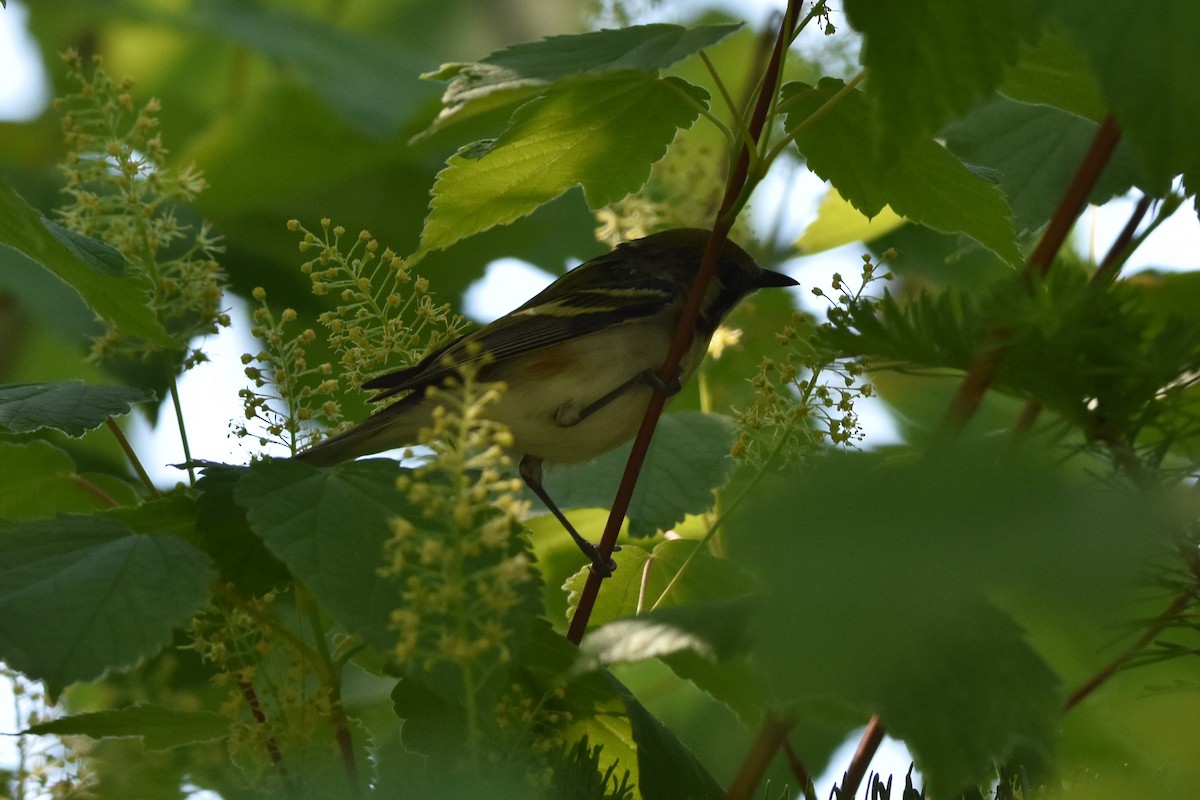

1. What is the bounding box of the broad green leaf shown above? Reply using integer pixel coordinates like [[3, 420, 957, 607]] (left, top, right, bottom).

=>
[[195, 465, 291, 595], [542, 411, 737, 537], [0, 180, 172, 347], [730, 445, 1172, 796], [578, 595, 769, 727], [24, 704, 231, 751], [1049, 661, 1200, 799], [1050, 0, 1200, 187], [0, 441, 126, 520], [795, 188, 906, 255], [234, 459, 414, 653], [942, 97, 1145, 234], [843, 0, 1036, 152], [236, 457, 541, 705], [783, 79, 1021, 265], [1000, 27, 1107, 121], [0, 381, 153, 437], [101, 495, 198, 540], [564, 543, 653, 632], [419, 22, 740, 136], [416, 72, 708, 259], [577, 598, 753, 673], [565, 538, 757, 631], [610, 674, 723, 800], [0, 515, 214, 692], [193, 0, 439, 138]]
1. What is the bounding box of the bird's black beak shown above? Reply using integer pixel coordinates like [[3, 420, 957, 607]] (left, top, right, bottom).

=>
[[756, 268, 799, 289]]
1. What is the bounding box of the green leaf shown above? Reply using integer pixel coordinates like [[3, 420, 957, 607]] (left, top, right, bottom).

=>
[[783, 79, 1021, 265], [420, 22, 740, 136], [193, 0, 440, 138], [416, 72, 708, 258], [24, 704, 231, 750], [195, 465, 291, 595], [0, 515, 214, 692], [843, 0, 1036, 151], [577, 598, 753, 673], [999, 27, 1107, 121], [0, 441, 120, 520], [542, 412, 737, 536], [610, 674, 723, 800], [795, 188, 906, 255], [0, 180, 173, 347], [101, 494, 198, 540], [1050, 0, 1200, 187], [233, 458, 412, 652], [578, 598, 769, 727], [0, 381, 153, 437], [730, 445, 1172, 796], [942, 97, 1144, 234]]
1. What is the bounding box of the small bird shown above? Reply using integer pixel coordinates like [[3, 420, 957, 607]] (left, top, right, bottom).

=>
[[298, 228, 798, 575]]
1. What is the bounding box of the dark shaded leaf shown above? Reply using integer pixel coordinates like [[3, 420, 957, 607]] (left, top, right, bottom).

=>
[[542, 412, 737, 537], [25, 704, 231, 751], [0, 381, 153, 437], [0, 180, 171, 347], [0, 515, 214, 692]]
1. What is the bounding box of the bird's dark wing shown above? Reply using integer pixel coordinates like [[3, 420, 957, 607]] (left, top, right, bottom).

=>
[[363, 251, 678, 399]]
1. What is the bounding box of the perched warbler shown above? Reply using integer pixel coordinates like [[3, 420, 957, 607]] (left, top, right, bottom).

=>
[[298, 228, 798, 574]]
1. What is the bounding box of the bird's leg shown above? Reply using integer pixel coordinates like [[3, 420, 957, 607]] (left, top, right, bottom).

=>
[[554, 367, 683, 428], [519, 454, 617, 577]]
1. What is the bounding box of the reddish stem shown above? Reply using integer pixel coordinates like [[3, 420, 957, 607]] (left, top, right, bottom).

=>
[[783, 738, 817, 799], [329, 697, 361, 797], [1062, 584, 1196, 713], [1025, 114, 1122, 280], [943, 114, 1122, 433], [722, 713, 797, 800], [567, 1, 801, 644], [839, 715, 886, 799], [239, 678, 295, 795]]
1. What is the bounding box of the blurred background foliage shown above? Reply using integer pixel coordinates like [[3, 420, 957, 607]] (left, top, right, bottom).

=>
[[4, 1, 1200, 798]]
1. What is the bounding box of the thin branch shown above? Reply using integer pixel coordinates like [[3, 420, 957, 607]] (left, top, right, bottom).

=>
[[722, 713, 796, 800], [838, 715, 886, 799], [69, 473, 120, 507], [567, 0, 802, 644], [105, 417, 160, 498], [1025, 114, 1123, 281], [941, 114, 1123, 433], [298, 585, 360, 797], [1063, 581, 1198, 713], [168, 374, 197, 486], [783, 738, 817, 800], [1013, 193, 1154, 438], [1090, 193, 1154, 288], [239, 678, 297, 798]]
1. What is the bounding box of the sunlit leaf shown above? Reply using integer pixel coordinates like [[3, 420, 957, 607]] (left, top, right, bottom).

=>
[[795, 188, 906, 255], [419, 22, 739, 136], [416, 72, 708, 258], [783, 79, 1021, 265]]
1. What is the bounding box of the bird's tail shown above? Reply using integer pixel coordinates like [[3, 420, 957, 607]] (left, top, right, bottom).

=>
[[295, 395, 425, 466]]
